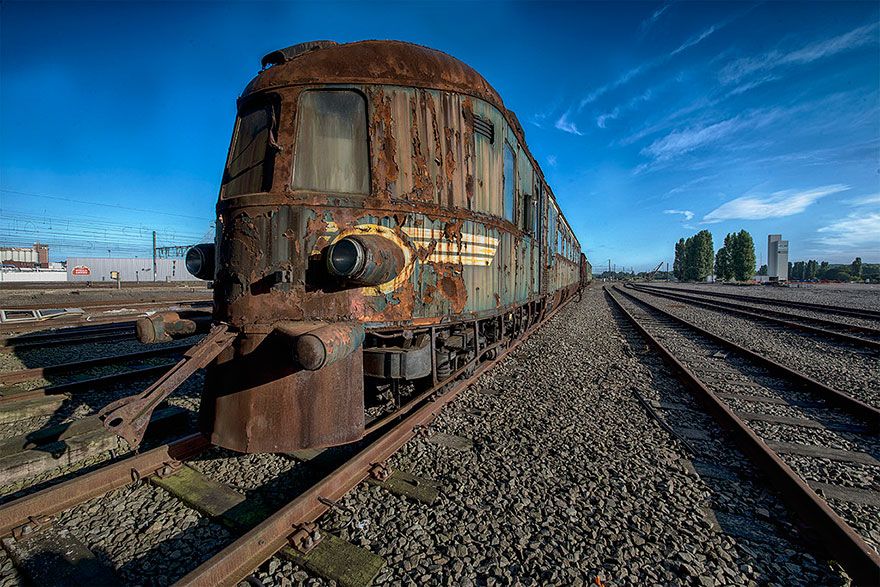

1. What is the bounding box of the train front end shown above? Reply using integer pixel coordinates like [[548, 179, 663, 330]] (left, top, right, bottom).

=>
[[188, 42, 410, 454]]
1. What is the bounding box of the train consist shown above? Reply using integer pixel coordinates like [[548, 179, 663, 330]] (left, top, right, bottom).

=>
[[105, 40, 591, 453]]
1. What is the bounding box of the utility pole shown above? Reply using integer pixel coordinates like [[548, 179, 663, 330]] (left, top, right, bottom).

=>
[[152, 231, 157, 282], [666, 262, 669, 281]]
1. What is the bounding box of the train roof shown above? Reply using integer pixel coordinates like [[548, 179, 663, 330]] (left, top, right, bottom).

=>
[[248, 40, 504, 107]]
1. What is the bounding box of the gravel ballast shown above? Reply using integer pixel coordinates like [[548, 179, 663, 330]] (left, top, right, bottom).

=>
[[0, 287, 857, 585]]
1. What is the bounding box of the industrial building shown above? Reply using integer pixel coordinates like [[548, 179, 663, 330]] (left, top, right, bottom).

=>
[[0, 243, 49, 268], [767, 234, 789, 282], [66, 257, 198, 282]]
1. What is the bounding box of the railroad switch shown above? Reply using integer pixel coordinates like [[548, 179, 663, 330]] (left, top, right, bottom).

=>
[[289, 522, 323, 554]]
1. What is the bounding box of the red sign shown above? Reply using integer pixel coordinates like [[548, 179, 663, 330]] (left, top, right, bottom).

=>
[[72, 265, 91, 276]]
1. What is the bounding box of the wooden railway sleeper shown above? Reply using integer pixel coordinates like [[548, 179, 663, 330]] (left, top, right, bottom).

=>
[[98, 324, 236, 449]]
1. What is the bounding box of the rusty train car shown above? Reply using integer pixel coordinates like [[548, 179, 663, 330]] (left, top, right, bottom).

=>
[[180, 40, 588, 454]]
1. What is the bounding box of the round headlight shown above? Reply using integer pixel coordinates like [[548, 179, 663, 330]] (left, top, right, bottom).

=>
[[326, 238, 365, 278], [185, 243, 215, 280]]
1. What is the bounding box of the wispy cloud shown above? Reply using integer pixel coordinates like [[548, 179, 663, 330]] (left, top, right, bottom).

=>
[[578, 18, 726, 111], [720, 22, 880, 84], [702, 184, 850, 223], [596, 88, 656, 129], [671, 24, 717, 56], [546, 155, 558, 167], [663, 209, 694, 221], [847, 193, 880, 207], [554, 110, 583, 135], [816, 212, 880, 250], [641, 106, 791, 162], [641, 2, 671, 31], [596, 108, 619, 129]]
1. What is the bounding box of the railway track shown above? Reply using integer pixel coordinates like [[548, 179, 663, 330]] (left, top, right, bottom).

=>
[[0, 298, 573, 585], [0, 323, 136, 353], [0, 300, 211, 336], [627, 283, 880, 350], [635, 284, 880, 321], [606, 285, 880, 584]]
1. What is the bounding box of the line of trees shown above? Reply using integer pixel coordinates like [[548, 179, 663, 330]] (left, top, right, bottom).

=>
[[673, 229, 756, 282], [788, 257, 878, 281]]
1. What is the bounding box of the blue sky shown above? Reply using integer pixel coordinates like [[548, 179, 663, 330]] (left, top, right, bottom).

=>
[[2, 1, 878, 268]]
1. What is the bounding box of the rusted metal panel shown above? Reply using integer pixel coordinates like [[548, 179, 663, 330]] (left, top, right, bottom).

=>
[[203, 335, 365, 453]]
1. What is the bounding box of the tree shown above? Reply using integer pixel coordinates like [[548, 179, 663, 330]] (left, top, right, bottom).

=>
[[825, 267, 851, 282], [686, 230, 714, 281], [818, 261, 830, 279], [729, 230, 756, 281], [792, 261, 806, 280], [851, 257, 863, 279], [757, 264, 768, 276], [806, 260, 818, 280], [673, 239, 686, 280], [714, 247, 731, 281]]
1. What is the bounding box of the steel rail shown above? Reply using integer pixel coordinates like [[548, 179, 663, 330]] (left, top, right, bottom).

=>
[[613, 286, 879, 425], [0, 433, 211, 536], [0, 342, 193, 386], [631, 284, 880, 340], [635, 284, 880, 321], [0, 363, 176, 405], [0, 330, 135, 353], [4, 298, 212, 312], [174, 296, 575, 587], [0, 323, 134, 345], [627, 284, 880, 350], [605, 286, 880, 584], [0, 308, 211, 336]]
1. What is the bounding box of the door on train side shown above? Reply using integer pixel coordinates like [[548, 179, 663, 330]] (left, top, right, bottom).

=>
[[538, 182, 548, 296]]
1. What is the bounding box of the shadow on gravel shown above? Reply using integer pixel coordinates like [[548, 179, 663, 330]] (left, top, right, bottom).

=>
[[605, 293, 843, 585]]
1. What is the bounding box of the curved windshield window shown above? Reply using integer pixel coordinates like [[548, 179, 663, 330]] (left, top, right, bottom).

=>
[[223, 103, 277, 197], [293, 91, 369, 194]]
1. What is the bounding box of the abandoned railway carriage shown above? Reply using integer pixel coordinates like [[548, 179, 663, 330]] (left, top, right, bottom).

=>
[[187, 40, 587, 453]]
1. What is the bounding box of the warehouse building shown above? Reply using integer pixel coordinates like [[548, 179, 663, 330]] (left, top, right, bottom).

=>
[[767, 234, 789, 282], [66, 257, 200, 282], [0, 243, 49, 268]]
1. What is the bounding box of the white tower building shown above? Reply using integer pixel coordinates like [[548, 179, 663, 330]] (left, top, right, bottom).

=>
[[768, 234, 789, 281]]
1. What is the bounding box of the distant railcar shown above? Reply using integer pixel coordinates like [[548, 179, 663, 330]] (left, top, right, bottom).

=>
[[182, 40, 587, 453]]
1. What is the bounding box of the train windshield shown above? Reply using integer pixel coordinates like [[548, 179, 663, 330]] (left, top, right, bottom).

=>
[[293, 90, 369, 195], [223, 103, 277, 197]]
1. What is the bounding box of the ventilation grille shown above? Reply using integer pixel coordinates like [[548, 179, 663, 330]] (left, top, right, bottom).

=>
[[473, 115, 494, 143]]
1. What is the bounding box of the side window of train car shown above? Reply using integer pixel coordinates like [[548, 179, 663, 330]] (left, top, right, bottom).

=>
[[293, 90, 369, 194], [223, 102, 278, 197], [503, 142, 516, 223]]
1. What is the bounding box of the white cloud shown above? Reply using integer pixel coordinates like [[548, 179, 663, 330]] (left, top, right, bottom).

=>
[[702, 184, 850, 223], [554, 110, 583, 135], [847, 193, 880, 206], [578, 19, 723, 110], [816, 212, 880, 249], [641, 107, 786, 161], [720, 22, 879, 84], [641, 2, 671, 31], [671, 25, 717, 56], [664, 209, 694, 221], [596, 108, 619, 129]]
